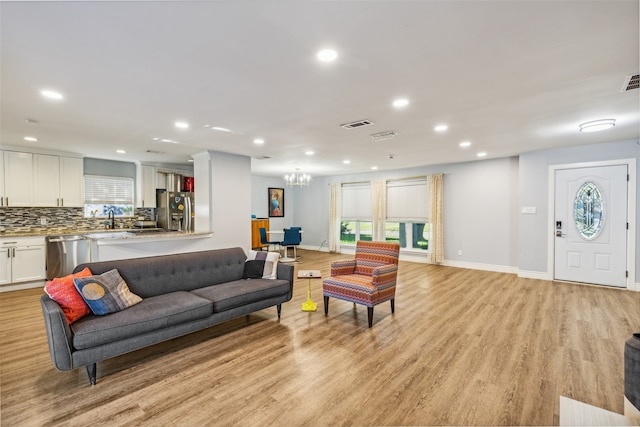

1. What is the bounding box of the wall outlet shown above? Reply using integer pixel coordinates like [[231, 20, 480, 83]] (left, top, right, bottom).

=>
[[458, 249, 463, 256], [40, 217, 47, 226]]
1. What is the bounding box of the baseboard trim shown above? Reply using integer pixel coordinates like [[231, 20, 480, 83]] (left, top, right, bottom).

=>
[[0, 280, 45, 293], [442, 260, 519, 274], [518, 270, 553, 281]]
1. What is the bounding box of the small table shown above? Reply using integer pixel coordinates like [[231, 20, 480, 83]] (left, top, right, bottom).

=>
[[298, 270, 321, 312]]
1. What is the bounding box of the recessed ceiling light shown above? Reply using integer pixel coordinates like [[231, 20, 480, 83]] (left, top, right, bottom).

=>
[[116, 149, 126, 154], [254, 138, 264, 145], [371, 166, 378, 170], [305, 151, 314, 156], [579, 118, 616, 132], [41, 89, 64, 100], [343, 160, 351, 164], [459, 141, 472, 148], [477, 152, 487, 157], [392, 98, 409, 108], [24, 136, 38, 142], [434, 124, 448, 132], [174, 121, 189, 129], [317, 49, 338, 62], [211, 126, 231, 132]]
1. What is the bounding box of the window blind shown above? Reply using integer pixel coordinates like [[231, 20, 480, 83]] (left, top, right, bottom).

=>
[[341, 183, 372, 220], [84, 175, 134, 204], [386, 179, 430, 222]]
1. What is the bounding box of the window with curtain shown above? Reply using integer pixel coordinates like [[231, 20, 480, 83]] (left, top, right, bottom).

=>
[[340, 183, 372, 245], [83, 175, 134, 218], [385, 178, 430, 251]]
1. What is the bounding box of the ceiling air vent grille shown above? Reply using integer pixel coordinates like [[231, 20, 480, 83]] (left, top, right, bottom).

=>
[[340, 119, 374, 129], [371, 130, 398, 141], [253, 155, 271, 160], [146, 149, 165, 154], [622, 74, 639, 91]]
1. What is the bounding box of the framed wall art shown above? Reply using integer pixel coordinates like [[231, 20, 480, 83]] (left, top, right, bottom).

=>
[[268, 187, 284, 217]]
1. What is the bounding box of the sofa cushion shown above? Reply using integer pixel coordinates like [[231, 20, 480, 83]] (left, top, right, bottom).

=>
[[246, 250, 279, 279], [71, 291, 213, 350], [243, 260, 266, 279], [191, 279, 290, 312], [44, 267, 93, 324], [74, 269, 142, 316]]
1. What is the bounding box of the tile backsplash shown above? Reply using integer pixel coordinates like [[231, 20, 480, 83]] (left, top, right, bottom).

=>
[[0, 207, 156, 233]]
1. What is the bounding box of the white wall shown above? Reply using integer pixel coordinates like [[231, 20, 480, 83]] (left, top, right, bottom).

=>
[[194, 150, 252, 252]]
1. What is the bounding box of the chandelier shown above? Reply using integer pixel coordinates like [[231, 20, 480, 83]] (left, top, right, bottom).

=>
[[285, 169, 310, 187]]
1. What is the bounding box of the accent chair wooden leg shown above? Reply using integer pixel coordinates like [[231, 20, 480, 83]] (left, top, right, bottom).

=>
[[87, 363, 97, 385], [391, 298, 395, 313], [324, 296, 329, 315], [367, 307, 374, 328], [277, 304, 282, 318]]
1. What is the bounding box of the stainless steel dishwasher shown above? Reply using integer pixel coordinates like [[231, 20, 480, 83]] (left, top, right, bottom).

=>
[[45, 235, 90, 280]]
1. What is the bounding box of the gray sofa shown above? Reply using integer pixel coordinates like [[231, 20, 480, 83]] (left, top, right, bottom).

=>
[[40, 247, 294, 385]]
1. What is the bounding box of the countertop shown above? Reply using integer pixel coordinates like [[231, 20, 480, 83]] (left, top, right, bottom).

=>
[[0, 228, 213, 240]]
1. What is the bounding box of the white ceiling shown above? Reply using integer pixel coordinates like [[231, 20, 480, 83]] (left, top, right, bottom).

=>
[[1, 1, 638, 178]]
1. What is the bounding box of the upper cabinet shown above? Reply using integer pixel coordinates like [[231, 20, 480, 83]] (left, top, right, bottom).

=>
[[59, 157, 84, 207], [3, 151, 34, 206], [139, 165, 158, 208], [2, 151, 83, 207]]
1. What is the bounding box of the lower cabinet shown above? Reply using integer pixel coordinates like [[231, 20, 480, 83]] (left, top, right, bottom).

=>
[[0, 237, 46, 286]]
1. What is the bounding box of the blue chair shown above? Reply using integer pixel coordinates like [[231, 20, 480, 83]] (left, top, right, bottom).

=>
[[259, 227, 280, 252], [280, 228, 301, 261]]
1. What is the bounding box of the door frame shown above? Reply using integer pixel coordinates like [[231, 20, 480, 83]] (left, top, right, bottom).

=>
[[547, 158, 637, 290]]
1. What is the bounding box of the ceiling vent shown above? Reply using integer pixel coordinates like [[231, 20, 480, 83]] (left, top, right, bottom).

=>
[[146, 149, 165, 154], [371, 130, 398, 141], [253, 155, 271, 160], [622, 74, 639, 91], [340, 119, 375, 129]]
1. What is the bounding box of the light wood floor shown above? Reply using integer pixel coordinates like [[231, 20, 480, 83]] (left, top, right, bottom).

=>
[[1, 249, 639, 426]]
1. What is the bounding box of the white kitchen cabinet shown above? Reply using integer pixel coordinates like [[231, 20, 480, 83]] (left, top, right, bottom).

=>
[[139, 165, 157, 208], [33, 154, 61, 207], [59, 156, 84, 207], [4, 152, 83, 207], [0, 237, 46, 286], [3, 151, 34, 206]]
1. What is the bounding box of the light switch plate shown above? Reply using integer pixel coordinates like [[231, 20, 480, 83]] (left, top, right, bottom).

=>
[[521, 207, 537, 214]]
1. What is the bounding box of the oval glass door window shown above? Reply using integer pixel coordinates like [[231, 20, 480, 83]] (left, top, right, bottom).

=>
[[573, 181, 604, 240]]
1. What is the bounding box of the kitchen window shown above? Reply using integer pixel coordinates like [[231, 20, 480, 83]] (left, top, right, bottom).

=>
[[83, 175, 134, 218]]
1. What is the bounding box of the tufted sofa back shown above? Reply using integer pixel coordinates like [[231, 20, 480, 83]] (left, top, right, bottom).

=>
[[73, 248, 247, 298]]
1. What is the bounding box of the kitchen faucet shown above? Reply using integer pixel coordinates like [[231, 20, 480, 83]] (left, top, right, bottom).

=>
[[108, 209, 115, 229]]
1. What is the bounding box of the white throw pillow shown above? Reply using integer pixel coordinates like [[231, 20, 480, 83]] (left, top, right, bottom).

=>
[[247, 250, 280, 279]]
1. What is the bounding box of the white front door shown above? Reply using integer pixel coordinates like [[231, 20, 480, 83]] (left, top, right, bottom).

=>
[[554, 165, 628, 287]]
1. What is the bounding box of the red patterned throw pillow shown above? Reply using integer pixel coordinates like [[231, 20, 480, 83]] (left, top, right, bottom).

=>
[[44, 267, 93, 324]]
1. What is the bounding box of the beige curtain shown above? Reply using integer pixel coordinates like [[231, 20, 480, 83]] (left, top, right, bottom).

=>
[[328, 183, 341, 253], [371, 179, 386, 241], [429, 173, 444, 263]]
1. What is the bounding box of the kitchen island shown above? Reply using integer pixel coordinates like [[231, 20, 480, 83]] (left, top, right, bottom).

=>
[[84, 230, 215, 262]]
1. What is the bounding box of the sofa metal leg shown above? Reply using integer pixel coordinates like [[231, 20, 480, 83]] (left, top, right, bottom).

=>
[[324, 296, 329, 315], [391, 298, 395, 313], [86, 363, 97, 385], [277, 304, 282, 318], [367, 307, 374, 328]]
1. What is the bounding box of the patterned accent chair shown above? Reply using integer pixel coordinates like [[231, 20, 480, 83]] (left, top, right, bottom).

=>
[[322, 240, 400, 328]]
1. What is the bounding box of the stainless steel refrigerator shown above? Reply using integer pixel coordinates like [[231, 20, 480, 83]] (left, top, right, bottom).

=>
[[156, 189, 195, 232]]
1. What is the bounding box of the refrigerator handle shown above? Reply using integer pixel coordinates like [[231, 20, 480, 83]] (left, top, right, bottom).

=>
[[185, 196, 192, 232]]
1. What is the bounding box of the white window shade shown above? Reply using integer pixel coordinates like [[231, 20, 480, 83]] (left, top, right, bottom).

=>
[[341, 183, 372, 220], [84, 175, 134, 204], [386, 179, 429, 222]]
